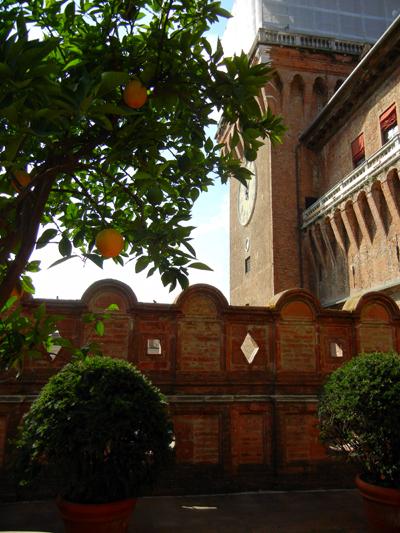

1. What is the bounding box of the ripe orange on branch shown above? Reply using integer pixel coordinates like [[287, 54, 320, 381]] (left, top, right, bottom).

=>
[[13, 170, 31, 190], [10, 285, 24, 299], [95, 228, 125, 258], [123, 80, 148, 109]]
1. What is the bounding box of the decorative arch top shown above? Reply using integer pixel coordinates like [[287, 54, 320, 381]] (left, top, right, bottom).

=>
[[267, 288, 320, 320], [81, 279, 138, 312], [343, 291, 399, 322], [175, 284, 229, 317]]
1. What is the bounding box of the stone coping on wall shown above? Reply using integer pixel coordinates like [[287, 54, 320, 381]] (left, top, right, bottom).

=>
[[0, 394, 318, 404]]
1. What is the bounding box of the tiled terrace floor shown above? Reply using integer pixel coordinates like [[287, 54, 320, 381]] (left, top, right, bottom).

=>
[[0, 489, 367, 532]]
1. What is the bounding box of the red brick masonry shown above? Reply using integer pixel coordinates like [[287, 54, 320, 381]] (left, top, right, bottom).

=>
[[1, 279, 399, 495]]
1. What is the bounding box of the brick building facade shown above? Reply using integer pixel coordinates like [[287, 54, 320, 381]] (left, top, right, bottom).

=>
[[221, 2, 400, 308], [301, 18, 400, 306], [2, 280, 400, 497]]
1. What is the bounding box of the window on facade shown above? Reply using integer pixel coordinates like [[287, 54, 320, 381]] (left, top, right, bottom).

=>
[[351, 133, 365, 168], [245, 256, 251, 274], [380, 103, 398, 144]]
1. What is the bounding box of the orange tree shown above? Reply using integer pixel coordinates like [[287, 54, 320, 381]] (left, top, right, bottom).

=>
[[0, 0, 284, 366]]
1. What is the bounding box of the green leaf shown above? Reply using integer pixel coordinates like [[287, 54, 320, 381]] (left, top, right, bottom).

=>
[[182, 240, 196, 257], [84, 254, 104, 268], [95, 321, 105, 336], [16, 38, 59, 70], [189, 262, 213, 271], [26, 260, 41, 273], [0, 62, 12, 78], [49, 255, 77, 268], [216, 7, 232, 18], [146, 187, 163, 204], [63, 58, 83, 71], [95, 71, 130, 97], [135, 255, 151, 273], [90, 103, 139, 116], [21, 276, 35, 294], [65, 1, 75, 23], [58, 235, 72, 257]]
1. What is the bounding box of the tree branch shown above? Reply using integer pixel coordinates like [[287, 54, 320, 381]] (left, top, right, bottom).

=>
[[0, 174, 57, 309]]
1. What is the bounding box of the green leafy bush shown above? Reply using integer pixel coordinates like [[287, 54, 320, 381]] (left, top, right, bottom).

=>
[[318, 352, 400, 488], [16, 356, 173, 503]]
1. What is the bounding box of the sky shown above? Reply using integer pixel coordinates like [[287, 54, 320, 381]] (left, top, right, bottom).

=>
[[31, 0, 236, 304]]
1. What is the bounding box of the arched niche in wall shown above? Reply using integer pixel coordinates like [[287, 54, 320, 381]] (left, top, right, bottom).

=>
[[343, 291, 399, 354], [175, 284, 228, 372], [312, 77, 328, 116], [266, 71, 284, 114], [81, 279, 138, 312], [268, 289, 319, 373], [334, 78, 343, 93], [289, 74, 305, 121]]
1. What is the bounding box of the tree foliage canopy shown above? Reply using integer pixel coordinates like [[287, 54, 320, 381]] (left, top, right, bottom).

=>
[[0, 0, 284, 369], [0, 0, 284, 301]]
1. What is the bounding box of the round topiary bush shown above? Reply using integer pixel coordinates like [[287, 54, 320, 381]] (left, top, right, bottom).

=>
[[318, 352, 400, 488], [17, 355, 173, 503]]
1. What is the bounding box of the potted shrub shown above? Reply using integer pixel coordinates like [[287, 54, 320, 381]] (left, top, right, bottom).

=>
[[16, 355, 173, 533], [318, 352, 400, 533]]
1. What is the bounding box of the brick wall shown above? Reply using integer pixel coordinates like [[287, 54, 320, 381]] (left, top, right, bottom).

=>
[[1, 280, 399, 496]]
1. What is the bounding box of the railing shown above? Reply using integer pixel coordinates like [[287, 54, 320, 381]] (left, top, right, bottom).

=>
[[302, 133, 400, 228], [259, 28, 364, 55]]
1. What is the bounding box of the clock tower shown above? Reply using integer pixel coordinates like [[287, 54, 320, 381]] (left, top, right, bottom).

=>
[[220, 0, 396, 306]]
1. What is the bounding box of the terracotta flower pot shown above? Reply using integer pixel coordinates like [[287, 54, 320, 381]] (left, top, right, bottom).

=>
[[57, 497, 136, 533], [355, 474, 400, 532]]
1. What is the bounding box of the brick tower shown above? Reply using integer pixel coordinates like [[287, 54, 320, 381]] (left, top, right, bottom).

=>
[[219, 0, 398, 306]]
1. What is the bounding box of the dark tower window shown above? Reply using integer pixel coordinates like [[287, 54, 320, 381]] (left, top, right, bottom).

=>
[[245, 256, 251, 274]]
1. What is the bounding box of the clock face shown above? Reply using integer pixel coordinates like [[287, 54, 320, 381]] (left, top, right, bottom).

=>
[[237, 161, 257, 226]]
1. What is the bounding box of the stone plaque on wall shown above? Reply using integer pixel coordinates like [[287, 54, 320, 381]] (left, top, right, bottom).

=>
[[173, 414, 220, 464], [279, 323, 316, 371]]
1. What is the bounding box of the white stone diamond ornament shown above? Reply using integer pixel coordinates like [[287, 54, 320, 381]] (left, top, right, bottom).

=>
[[241, 333, 259, 364]]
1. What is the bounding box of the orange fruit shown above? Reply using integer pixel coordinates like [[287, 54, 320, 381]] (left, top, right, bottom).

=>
[[123, 80, 148, 109], [95, 228, 124, 258], [10, 285, 24, 299], [13, 170, 31, 190]]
